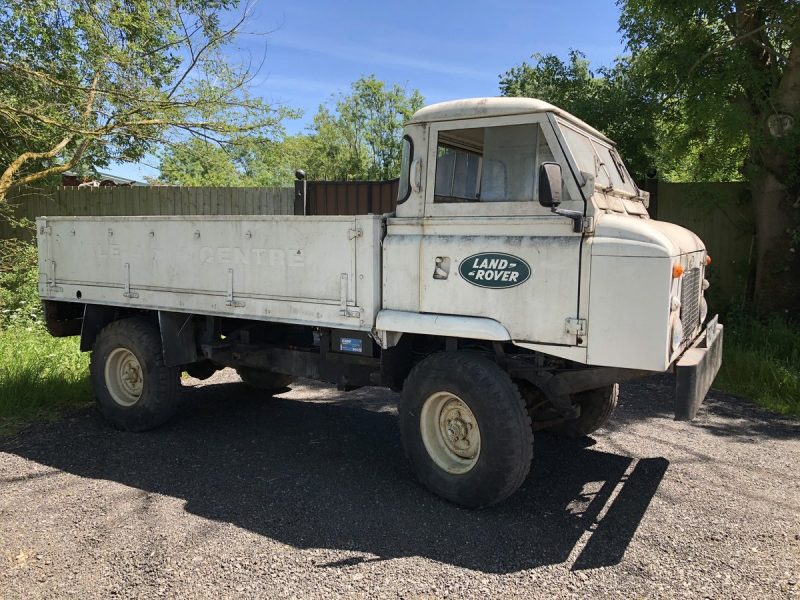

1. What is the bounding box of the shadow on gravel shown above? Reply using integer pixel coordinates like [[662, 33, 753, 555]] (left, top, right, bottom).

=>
[[1, 381, 670, 574], [610, 375, 800, 441]]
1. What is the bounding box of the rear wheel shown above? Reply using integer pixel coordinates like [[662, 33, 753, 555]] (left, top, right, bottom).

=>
[[400, 352, 533, 508], [552, 384, 619, 437], [236, 367, 294, 393], [90, 318, 181, 432], [522, 383, 619, 438]]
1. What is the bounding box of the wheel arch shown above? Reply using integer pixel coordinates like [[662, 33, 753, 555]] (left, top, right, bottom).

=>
[[80, 305, 196, 368], [375, 310, 511, 349]]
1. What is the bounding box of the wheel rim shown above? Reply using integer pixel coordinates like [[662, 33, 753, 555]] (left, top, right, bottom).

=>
[[420, 391, 481, 474], [104, 347, 144, 407]]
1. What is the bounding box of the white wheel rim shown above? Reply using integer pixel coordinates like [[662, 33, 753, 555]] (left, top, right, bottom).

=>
[[104, 347, 144, 407], [420, 392, 481, 474]]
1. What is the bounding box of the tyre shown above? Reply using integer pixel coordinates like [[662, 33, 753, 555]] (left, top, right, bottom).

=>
[[90, 317, 181, 432], [548, 384, 619, 437], [236, 367, 294, 392], [399, 352, 533, 508]]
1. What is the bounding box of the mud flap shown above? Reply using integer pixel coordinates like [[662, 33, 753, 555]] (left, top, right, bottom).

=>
[[674, 318, 724, 421]]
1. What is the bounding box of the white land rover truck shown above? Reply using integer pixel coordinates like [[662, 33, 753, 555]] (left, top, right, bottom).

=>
[[37, 97, 723, 508]]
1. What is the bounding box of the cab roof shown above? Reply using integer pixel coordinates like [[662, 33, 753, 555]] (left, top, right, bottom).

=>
[[408, 97, 613, 145]]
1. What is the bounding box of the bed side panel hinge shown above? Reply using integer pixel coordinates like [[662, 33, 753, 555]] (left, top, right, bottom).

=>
[[565, 317, 587, 336]]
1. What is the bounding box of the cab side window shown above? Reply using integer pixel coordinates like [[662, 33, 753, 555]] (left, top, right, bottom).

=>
[[433, 123, 555, 203]]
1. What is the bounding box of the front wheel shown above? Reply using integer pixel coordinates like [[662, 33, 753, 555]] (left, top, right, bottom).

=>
[[400, 352, 533, 508], [90, 318, 181, 432]]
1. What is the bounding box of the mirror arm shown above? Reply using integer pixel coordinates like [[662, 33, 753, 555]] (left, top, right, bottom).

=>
[[551, 207, 592, 233]]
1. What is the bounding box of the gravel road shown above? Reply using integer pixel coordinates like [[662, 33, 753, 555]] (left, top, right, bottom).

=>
[[1, 370, 798, 599]]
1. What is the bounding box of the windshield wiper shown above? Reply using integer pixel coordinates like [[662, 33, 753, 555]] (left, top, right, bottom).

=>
[[610, 149, 627, 184]]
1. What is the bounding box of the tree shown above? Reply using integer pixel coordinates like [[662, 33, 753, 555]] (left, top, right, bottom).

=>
[[158, 134, 313, 187], [499, 51, 747, 183], [157, 138, 244, 187], [158, 75, 424, 185], [499, 51, 659, 181], [0, 0, 290, 203], [619, 0, 800, 314], [306, 75, 424, 180]]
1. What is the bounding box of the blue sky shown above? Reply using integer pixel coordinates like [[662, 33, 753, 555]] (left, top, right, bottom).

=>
[[113, 0, 626, 181]]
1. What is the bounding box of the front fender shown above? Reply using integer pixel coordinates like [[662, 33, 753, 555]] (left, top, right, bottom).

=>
[[374, 310, 511, 348]]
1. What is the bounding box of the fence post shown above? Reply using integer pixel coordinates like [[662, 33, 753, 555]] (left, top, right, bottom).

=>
[[294, 170, 307, 216]]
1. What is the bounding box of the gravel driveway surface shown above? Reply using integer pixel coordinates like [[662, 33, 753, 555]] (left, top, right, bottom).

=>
[[1, 370, 798, 599]]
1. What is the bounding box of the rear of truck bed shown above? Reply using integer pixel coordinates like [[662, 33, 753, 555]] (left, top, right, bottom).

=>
[[37, 215, 384, 331]]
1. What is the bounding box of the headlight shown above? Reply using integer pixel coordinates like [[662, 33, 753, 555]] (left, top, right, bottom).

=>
[[700, 297, 708, 324], [671, 317, 684, 352]]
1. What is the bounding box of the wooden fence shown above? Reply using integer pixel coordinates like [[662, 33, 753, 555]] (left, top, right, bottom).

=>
[[0, 185, 295, 240], [652, 181, 754, 306], [1, 180, 754, 304], [298, 179, 400, 216]]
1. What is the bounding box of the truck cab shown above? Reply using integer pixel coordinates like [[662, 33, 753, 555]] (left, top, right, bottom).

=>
[[379, 97, 714, 377]]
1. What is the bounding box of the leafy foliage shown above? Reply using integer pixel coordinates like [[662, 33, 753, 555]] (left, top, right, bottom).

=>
[[619, 0, 800, 313], [307, 75, 424, 181], [0, 237, 40, 328], [498, 50, 749, 182], [157, 135, 313, 187], [618, 1, 799, 183], [500, 3, 799, 311], [158, 75, 424, 184], [500, 51, 658, 180], [0, 0, 292, 200], [0, 237, 91, 435]]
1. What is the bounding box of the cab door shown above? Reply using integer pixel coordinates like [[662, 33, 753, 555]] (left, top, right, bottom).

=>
[[418, 114, 587, 346]]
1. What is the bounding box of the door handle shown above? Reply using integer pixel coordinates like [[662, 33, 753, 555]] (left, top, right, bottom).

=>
[[433, 256, 450, 280]]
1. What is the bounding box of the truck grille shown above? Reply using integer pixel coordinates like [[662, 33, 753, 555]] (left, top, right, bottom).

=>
[[680, 267, 703, 334]]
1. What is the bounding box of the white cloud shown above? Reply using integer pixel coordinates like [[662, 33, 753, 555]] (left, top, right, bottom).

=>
[[267, 35, 494, 81]]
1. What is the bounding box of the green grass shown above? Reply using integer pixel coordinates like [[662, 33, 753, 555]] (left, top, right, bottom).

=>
[[0, 325, 91, 435], [715, 316, 800, 418]]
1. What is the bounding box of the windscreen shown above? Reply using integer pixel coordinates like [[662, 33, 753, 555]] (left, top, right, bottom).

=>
[[559, 120, 637, 196]]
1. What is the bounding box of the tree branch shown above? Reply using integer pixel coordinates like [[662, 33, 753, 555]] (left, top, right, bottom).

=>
[[0, 74, 99, 200], [166, 5, 249, 99], [775, 41, 800, 114]]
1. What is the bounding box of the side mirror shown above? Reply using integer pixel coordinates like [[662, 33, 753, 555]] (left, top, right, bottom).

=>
[[538, 162, 562, 208]]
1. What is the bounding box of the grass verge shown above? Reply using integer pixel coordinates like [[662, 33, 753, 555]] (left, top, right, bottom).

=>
[[0, 325, 91, 435], [715, 316, 800, 418]]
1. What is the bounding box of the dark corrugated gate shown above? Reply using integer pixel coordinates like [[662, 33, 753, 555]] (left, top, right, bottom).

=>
[[295, 179, 399, 216]]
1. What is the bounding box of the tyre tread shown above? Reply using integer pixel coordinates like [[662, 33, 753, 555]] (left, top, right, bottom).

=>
[[400, 352, 533, 508], [90, 317, 180, 432]]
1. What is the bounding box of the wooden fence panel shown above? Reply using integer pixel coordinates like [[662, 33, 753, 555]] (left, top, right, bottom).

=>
[[2, 181, 754, 303], [1, 185, 296, 241], [654, 182, 754, 305]]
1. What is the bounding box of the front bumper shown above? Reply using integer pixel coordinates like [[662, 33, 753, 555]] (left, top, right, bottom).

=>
[[674, 315, 724, 420]]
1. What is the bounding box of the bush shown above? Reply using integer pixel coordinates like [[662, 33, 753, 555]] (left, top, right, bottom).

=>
[[0, 237, 41, 327], [0, 237, 90, 434], [715, 313, 800, 418]]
